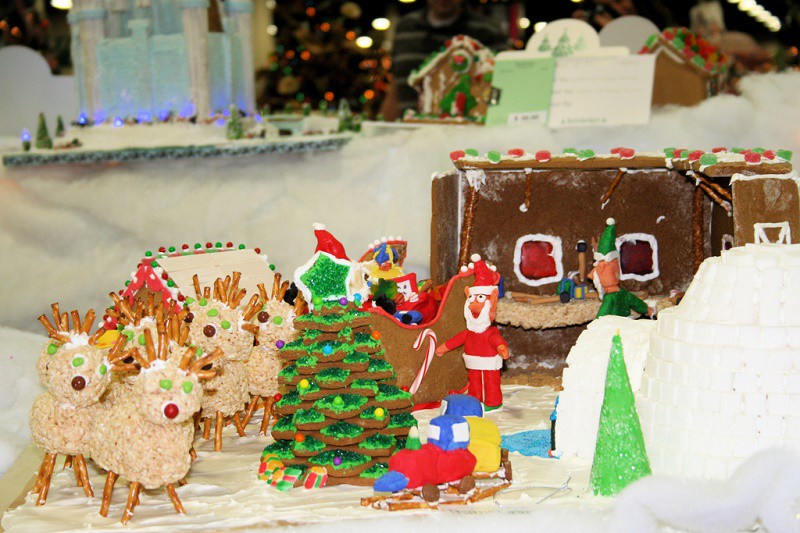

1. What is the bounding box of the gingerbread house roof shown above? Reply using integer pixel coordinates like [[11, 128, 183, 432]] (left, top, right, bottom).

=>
[[104, 242, 275, 328], [407, 34, 495, 89], [639, 27, 730, 78]]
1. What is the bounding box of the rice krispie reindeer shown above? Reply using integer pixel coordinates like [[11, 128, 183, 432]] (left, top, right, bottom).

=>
[[30, 304, 129, 505], [241, 274, 307, 434], [91, 313, 221, 524], [186, 272, 260, 451]]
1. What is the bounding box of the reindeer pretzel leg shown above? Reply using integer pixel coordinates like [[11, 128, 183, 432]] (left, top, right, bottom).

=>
[[35, 453, 57, 506], [99, 471, 118, 517], [73, 458, 83, 487], [232, 412, 246, 437], [75, 454, 93, 497], [241, 395, 262, 427], [189, 447, 197, 462], [203, 418, 212, 440], [32, 455, 49, 493], [121, 481, 141, 525], [259, 396, 276, 436], [166, 483, 186, 515], [214, 411, 224, 452], [178, 478, 188, 486]]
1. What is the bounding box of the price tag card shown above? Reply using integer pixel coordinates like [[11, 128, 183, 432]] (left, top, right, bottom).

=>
[[485, 57, 555, 127]]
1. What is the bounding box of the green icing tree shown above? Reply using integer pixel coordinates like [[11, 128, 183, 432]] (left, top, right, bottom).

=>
[[439, 74, 476, 117], [553, 31, 573, 58], [538, 35, 551, 53], [226, 105, 244, 140], [263, 254, 418, 487], [55, 115, 65, 137], [35, 112, 52, 149], [574, 34, 587, 51], [589, 333, 651, 496]]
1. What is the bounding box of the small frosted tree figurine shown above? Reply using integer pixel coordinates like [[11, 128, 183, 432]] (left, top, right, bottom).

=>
[[226, 105, 244, 140], [552, 31, 573, 58], [55, 115, 65, 137], [35, 112, 53, 149], [538, 35, 551, 53], [338, 99, 352, 132], [574, 34, 587, 52], [589, 332, 651, 496]]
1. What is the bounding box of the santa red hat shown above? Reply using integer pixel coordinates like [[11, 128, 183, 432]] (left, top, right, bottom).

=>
[[464, 254, 500, 295], [313, 223, 349, 260], [393, 272, 418, 293]]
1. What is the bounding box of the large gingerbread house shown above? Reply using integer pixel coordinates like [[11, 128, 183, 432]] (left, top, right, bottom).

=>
[[431, 147, 795, 374], [406, 35, 495, 122], [639, 27, 730, 107]]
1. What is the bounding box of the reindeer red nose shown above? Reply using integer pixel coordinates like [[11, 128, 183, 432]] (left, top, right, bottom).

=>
[[163, 403, 180, 419], [71, 376, 86, 391]]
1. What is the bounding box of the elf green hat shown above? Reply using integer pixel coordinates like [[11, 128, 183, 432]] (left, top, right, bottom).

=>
[[594, 218, 619, 262]]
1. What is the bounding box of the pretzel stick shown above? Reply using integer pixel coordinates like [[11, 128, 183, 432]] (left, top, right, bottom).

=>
[[241, 323, 259, 335], [697, 181, 732, 213], [694, 173, 732, 201], [242, 295, 261, 321], [229, 272, 242, 306], [143, 329, 156, 362], [38, 315, 69, 343], [231, 288, 247, 309], [130, 348, 151, 369], [81, 310, 96, 334], [157, 331, 168, 360], [203, 418, 212, 440], [87, 327, 106, 346], [60, 312, 69, 331], [179, 325, 190, 346], [294, 292, 308, 315], [112, 363, 139, 373], [221, 275, 231, 299], [192, 274, 202, 299], [271, 273, 282, 300], [258, 283, 269, 304], [68, 310, 80, 333], [189, 348, 223, 374], [600, 168, 626, 204], [178, 347, 194, 370], [278, 281, 290, 301], [214, 411, 224, 451], [51, 303, 61, 330], [203, 286, 210, 299]]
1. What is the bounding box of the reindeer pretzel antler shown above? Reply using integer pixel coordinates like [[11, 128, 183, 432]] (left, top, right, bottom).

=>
[[189, 348, 224, 379], [271, 273, 282, 301], [294, 291, 308, 315]]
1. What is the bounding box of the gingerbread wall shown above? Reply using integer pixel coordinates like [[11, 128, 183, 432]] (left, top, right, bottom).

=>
[[652, 50, 710, 107], [732, 177, 800, 245], [432, 167, 706, 296]]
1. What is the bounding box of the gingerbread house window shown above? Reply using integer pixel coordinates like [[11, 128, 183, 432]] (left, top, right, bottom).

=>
[[513, 234, 563, 287], [616, 233, 659, 282]]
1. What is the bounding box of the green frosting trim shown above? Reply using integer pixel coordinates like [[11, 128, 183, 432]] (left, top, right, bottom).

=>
[[293, 408, 325, 424], [273, 416, 296, 432], [360, 463, 389, 479], [315, 394, 367, 413], [319, 420, 363, 439], [278, 364, 299, 381], [304, 329, 323, 340], [360, 406, 388, 420], [338, 326, 353, 339], [296, 356, 318, 368], [293, 435, 326, 452], [261, 440, 295, 460], [309, 449, 369, 470], [359, 433, 395, 450], [376, 383, 411, 402], [387, 412, 418, 429], [343, 351, 370, 365], [350, 379, 379, 394], [297, 379, 320, 396], [368, 358, 393, 373], [294, 309, 370, 327], [354, 332, 380, 349], [276, 390, 301, 407], [315, 367, 350, 383], [298, 253, 352, 302]]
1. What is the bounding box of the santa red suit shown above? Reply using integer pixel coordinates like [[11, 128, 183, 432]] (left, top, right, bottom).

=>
[[437, 255, 508, 409], [393, 272, 438, 324]]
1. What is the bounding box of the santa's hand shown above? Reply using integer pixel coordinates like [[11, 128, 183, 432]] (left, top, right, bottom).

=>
[[498, 344, 509, 360], [393, 294, 404, 304], [435, 345, 449, 356]]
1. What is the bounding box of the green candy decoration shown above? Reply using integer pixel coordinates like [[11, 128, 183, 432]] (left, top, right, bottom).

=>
[[464, 148, 479, 157], [98, 364, 107, 376], [138, 334, 146, 346], [221, 320, 231, 329], [679, 149, 690, 158], [72, 356, 85, 367], [273, 316, 284, 326], [182, 381, 194, 394], [732, 147, 743, 153], [578, 149, 595, 160], [663, 147, 675, 158], [145, 250, 153, 257], [123, 330, 134, 340], [160, 379, 173, 390], [487, 150, 502, 163], [199, 298, 208, 307], [589, 333, 651, 496], [238, 244, 246, 250], [270, 264, 276, 271], [184, 297, 195, 305], [563, 148, 578, 155], [47, 343, 58, 355], [207, 309, 219, 317], [752, 147, 765, 154], [699, 153, 718, 166], [777, 149, 792, 160], [168, 246, 176, 252], [195, 347, 203, 356], [215, 242, 222, 248]]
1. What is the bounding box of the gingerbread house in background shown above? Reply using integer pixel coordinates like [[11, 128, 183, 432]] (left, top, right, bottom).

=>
[[431, 147, 794, 377], [104, 242, 275, 328], [406, 35, 495, 122], [639, 27, 730, 107]]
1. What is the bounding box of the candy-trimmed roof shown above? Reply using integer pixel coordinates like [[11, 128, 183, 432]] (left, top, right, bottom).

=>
[[407, 34, 495, 87]]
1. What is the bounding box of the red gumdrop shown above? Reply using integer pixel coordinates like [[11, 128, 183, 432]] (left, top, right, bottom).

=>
[[508, 148, 524, 157], [763, 150, 776, 160], [226, 241, 233, 248], [158, 247, 166, 253], [205, 242, 212, 249], [688, 150, 704, 162], [712, 147, 727, 153], [450, 150, 466, 161], [162, 272, 169, 280], [610, 147, 622, 154], [163, 403, 180, 419], [255, 248, 261, 254], [274, 393, 283, 401], [619, 148, 635, 159], [178, 294, 185, 301], [535, 150, 551, 162], [401, 385, 410, 392], [182, 244, 189, 250], [745, 152, 762, 163]]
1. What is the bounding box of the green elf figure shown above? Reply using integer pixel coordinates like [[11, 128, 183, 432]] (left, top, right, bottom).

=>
[[587, 218, 653, 318]]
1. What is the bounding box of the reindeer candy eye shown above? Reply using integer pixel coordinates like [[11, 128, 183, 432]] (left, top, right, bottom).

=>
[[258, 311, 270, 323], [159, 379, 173, 391], [97, 363, 108, 376], [203, 325, 216, 337], [71, 355, 86, 368], [71, 375, 86, 391], [47, 343, 58, 355], [182, 381, 194, 394]]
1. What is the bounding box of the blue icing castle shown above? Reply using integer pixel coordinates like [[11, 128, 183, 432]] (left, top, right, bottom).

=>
[[68, 0, 255, 123]]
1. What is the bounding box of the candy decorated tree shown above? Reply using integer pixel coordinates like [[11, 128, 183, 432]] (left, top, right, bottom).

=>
[[35, 112, 52, 149], [261, 227, 417, 488], [590, 333, 651, 496]]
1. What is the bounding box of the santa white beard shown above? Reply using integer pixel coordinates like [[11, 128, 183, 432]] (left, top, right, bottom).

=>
[[464, 300, 492, 333]]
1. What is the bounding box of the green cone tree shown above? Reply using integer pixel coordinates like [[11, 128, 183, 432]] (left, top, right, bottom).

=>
[[226, 105, 244, 140], [35, 112, 52, 149], [589, 332, 651, 496], [55, 115, 65, 137], [552, 31, 573, 58], [538, 35, 551, 53]]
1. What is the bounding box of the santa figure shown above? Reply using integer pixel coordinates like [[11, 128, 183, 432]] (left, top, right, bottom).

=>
[[435, 255, 508, 411], [588, 218, 652, 318], [313, 223, 349, 260], [392, 272, 437, 325]]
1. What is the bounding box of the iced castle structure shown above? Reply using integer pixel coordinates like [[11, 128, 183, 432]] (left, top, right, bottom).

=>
[[68, 0, 255, 122]]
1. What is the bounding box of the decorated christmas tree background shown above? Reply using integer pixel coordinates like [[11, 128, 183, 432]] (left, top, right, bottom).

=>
[[589, 332, 651, 496], [260, 249, 417, 487]]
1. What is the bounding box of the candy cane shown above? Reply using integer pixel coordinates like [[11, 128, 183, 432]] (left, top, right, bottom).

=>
[[409, 329, 437, 395]]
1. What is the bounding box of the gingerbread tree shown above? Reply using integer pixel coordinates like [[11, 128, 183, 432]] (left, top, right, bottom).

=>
[[590, 333, 651, 496], [261, 243, 418, 487]]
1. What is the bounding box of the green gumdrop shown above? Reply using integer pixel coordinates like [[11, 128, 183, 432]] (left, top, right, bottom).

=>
[[563, 148, 578, 155], [221, 320, 231, 329], [312, 296, 323, 307], [663, 147, 675, 158], [487, 150, 501, 163], [333, 395, 344, 405], [589, 334, 651, 496], [182, 381, 194, 394], [199, 298, 208, 307], [138, 334, 146, 346], [145, 250, 153, 257], [699, 153, 718, 166], [752, 147, 765, 154], [464, 148, 479, 156], [159, 378, 173, 390], [47, 343, 58, 355], [679, 149, 690, 158], [732, 147, 743, 153], [72, 356, 85, 367], [238, 244, 246, 249], [777, 149, 792, 160], [578, 149, 595, 160]]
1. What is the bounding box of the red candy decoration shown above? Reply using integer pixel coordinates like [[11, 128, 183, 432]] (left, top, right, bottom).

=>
[[226, 241, 233, 247], [206, 242, 212, 248], [745, 152, 762, 163], [712, 147, 727, 153], [610, 147, 622, 154], [619, 148, 635, 159], [507, 148, 524, 157], [688, 150, 704, 162], [535, 150, 551, 162], [178, 294, 185, 301], [763, 150, 776, 160], [182, 244, 189, 250], [162, 272, 169, 280], [401, 385, 410, 392], [255, 248, 261, 254], [163, 403, 180, 419], [274, 393, 283, 401], [450, 150, 466, 161], [158, 246, 166, 253]]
